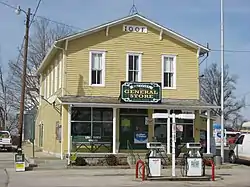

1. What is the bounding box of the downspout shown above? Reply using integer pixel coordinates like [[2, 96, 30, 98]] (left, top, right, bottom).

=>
[[53, 40, 68, 160]]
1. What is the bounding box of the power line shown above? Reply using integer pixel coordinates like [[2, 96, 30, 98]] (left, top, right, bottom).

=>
[[211, 49, 250, 53], [30, 0, 42, 27], [0, 1, 16, 9], [2, 0, 250, 53], [36, 15, 82, 30], [0, 1, 81, 31]]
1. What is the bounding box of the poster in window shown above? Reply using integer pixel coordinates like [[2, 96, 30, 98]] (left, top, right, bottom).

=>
[[121, 118, 131, 132], [134, 132, 148, 144]]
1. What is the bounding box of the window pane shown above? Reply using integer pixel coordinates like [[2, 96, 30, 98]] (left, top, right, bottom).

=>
[[103, 110, 113, 121], [103, 122, 113, 137], [154, 124, 166, 143], [92, 53, 102, 70], [164, 72, 169, 87], [134, 71, 139, 81], [182, 125, 194, 143], [164, 57, 173, 72], [71, 107, 91, 121], [93, 109, 102, 121], [92, 70, 97, 84], [154, 118, 167, 124], [128, 55, 133, 70], [93, 122, 102, 137], [129, 56, 133, 70], [128, 71, 134, 82], [164, 72, 173, 87], [71, 122, 91, 136], [97, 70, 102, 84], [134, 55, 139, 70]]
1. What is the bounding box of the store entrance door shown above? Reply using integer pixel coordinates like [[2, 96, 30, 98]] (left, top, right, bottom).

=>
[[119, 115, 148, 150]]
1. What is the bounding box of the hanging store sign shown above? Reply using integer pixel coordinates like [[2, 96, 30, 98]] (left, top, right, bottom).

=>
[[120, 82, 161, 103], [123, 25, 148, 33]]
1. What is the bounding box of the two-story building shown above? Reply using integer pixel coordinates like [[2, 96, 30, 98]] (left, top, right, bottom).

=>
[[35, 14, 219, 159]]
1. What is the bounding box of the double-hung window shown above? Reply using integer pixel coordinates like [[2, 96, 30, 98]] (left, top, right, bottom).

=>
[[162, 55, 176, 88], [89, 51, 105, 86], [126, 53, 142, 82]]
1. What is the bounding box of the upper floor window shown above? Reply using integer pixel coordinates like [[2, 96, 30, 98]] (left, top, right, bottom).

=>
[[126, 53, 142, 82], [89, 51, 106, 86], [162, 55, 176, 89]]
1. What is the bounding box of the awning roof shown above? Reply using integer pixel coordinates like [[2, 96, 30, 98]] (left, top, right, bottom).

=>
[[58, 96, 220, 110]]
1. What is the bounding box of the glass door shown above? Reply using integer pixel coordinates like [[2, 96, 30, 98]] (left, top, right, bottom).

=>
[[119, 116, 148, 150]]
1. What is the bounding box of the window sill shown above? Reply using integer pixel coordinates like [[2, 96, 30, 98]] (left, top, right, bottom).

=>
[[89, 84, 105, 87], [162, 87, 176, 90]]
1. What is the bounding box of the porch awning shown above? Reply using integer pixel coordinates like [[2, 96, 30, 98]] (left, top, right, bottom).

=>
[[58, 96, 219, 110]]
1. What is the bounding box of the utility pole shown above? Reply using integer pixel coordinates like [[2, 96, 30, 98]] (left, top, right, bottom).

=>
[[4, 85, 7, 130], [18, 8, 31, 149], [220, 0, 225, 163]]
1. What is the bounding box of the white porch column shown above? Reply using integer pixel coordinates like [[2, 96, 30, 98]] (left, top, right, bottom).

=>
[[206, 110, 211, 154], [112, 108, 117, 154], [167, 109, 171, 154], [67, 105, 72, 165]]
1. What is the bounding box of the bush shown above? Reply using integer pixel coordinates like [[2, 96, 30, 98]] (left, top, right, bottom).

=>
[[105, 154, 118, 166], [75, 157, 88, 166]]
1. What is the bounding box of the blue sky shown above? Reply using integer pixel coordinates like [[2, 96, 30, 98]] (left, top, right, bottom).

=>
[[1, 0, 250, 118]]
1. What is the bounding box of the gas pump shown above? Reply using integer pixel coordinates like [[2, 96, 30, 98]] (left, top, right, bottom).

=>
[[182, 142, 204, 177], [146, 142, 165, 177]]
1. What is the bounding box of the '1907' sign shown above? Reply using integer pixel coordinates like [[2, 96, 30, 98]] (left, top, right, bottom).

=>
[[121, 82, 161, 103], [123, 25, 148, 33]]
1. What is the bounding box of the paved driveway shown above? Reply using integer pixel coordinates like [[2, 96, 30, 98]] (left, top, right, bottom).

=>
[[0, 166, 249, 187], [0, 149, 250, 187]]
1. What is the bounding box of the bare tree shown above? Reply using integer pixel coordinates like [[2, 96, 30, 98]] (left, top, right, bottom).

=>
[[7, 17, 74, 110], [200, 63, 245, 121], [0, 63, 18, 132]]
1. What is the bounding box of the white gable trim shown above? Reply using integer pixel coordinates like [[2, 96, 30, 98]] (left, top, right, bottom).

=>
[[58, 14, 209, 53], [38, 14, 209, 74]]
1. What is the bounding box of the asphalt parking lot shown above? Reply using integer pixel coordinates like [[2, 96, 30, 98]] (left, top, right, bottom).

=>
[[1, 149, 250, 187]]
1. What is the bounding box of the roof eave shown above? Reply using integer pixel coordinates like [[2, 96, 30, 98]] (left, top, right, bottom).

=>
[[36, 41, 58, 75]]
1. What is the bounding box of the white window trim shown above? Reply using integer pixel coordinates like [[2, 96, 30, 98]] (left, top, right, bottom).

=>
[[161, 54, 176, 89], [55, 59, 58, 92], [126, 53, 142, 82], [58, 59, 62, 89], [46, 69, 50, 98], [50, 65, 54, 95], [43, 74, 47, 99], [89, 50, 106, 87]]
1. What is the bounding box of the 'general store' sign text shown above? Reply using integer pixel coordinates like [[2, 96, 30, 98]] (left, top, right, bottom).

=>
[[120, 82, 161, 103], [123, 25, 148, 33]]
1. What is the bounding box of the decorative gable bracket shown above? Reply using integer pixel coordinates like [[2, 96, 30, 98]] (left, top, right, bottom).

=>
[[106, 26, 109, 36], [159, 29, 163, 40]]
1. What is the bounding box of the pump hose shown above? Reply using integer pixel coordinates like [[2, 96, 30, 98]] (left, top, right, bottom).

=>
[[138, 160, 150, 177]]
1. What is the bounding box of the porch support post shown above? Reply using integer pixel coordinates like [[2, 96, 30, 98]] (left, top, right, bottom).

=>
[[112, 108, 117, 154], [67, 105, 72, 165], [167, 109, 171, 154], [206, 110, 211, 154]]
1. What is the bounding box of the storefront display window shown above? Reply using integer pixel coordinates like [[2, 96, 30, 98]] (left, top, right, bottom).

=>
[[154, 110, 194, 143], [71, 107, 113, 142]]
